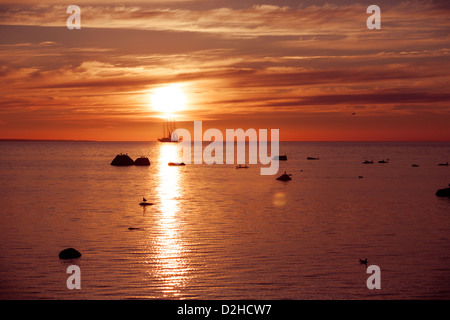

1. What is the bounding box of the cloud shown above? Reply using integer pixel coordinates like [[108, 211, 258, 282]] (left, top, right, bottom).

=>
[[0, 1, 447, 39], [0, 1, 449, 140]]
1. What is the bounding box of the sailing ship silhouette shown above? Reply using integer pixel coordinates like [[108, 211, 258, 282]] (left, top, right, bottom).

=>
[[158, 116, 180, 143]]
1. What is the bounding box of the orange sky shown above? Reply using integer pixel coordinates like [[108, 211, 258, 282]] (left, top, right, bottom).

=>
[[0, 0, 449, 141]]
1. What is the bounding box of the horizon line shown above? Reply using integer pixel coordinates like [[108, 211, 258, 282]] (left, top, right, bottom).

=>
[[1, 139, 449, 143]]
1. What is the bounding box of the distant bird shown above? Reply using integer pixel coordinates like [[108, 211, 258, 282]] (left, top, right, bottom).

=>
[[143, 197, 147, 202], [360, 258, 368, 265]]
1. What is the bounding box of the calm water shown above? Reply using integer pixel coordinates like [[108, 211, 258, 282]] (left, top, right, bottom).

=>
[[0, 141, 449, 299]]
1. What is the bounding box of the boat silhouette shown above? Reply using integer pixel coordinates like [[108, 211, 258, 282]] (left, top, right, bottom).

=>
[[158, 117, 180, 142], [438, 162, 448, 166], [363, 160, 374, 164], [307, 156, 319, 160], [236, 164, 249, 169], [168, 162, 185, 166], [273, 155, 287, 161], [139, 197, 153, 206], [378, 159, 389, 163]]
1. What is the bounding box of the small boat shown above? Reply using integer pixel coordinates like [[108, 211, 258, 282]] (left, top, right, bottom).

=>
[[276, 172, 292, 181], [158, 118, 180, 143], [273, 155, 287, 161], [307, 157, 319, 160], [168, 162, 185, 166], [362, 160, 374, 164], [360, 258, 368, 265], [378, 160, 389, 163], [236, 164, 249, 169], [438, 162, 449, 166], [139, 197, 153, 206], [411, 164, 419, 167]]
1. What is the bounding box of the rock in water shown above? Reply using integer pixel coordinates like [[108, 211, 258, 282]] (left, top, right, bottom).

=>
[[59, 248, 82, 259], [276, 173, 292, 181], [436, 187, 450, 197], [111, 153, 134, 166], [134, 156, 151, 166]]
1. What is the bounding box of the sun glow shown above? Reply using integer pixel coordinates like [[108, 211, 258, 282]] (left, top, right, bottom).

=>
[[151, 84, 186, 115]]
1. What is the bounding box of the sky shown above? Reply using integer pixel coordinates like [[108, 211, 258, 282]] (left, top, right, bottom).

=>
[[0, 0, 449, 141]]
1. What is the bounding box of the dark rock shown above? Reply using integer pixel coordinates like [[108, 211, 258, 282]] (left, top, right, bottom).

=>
[[134, 156, 151, 166], [436, 187, 450, 197], [111, 153, 134, 166], [276, 172, 292, 181], [59, 248, 82, 259]]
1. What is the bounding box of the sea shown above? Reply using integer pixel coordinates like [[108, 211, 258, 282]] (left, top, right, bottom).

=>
[[0, 141, 449, 300]]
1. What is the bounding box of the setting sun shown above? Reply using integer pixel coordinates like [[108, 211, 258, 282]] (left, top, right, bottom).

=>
[[1, 0, 450, 304], [151, 84, 186, 115]]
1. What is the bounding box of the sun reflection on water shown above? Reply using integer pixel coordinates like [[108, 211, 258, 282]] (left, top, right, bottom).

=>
[[153, 143, 188, 297]]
